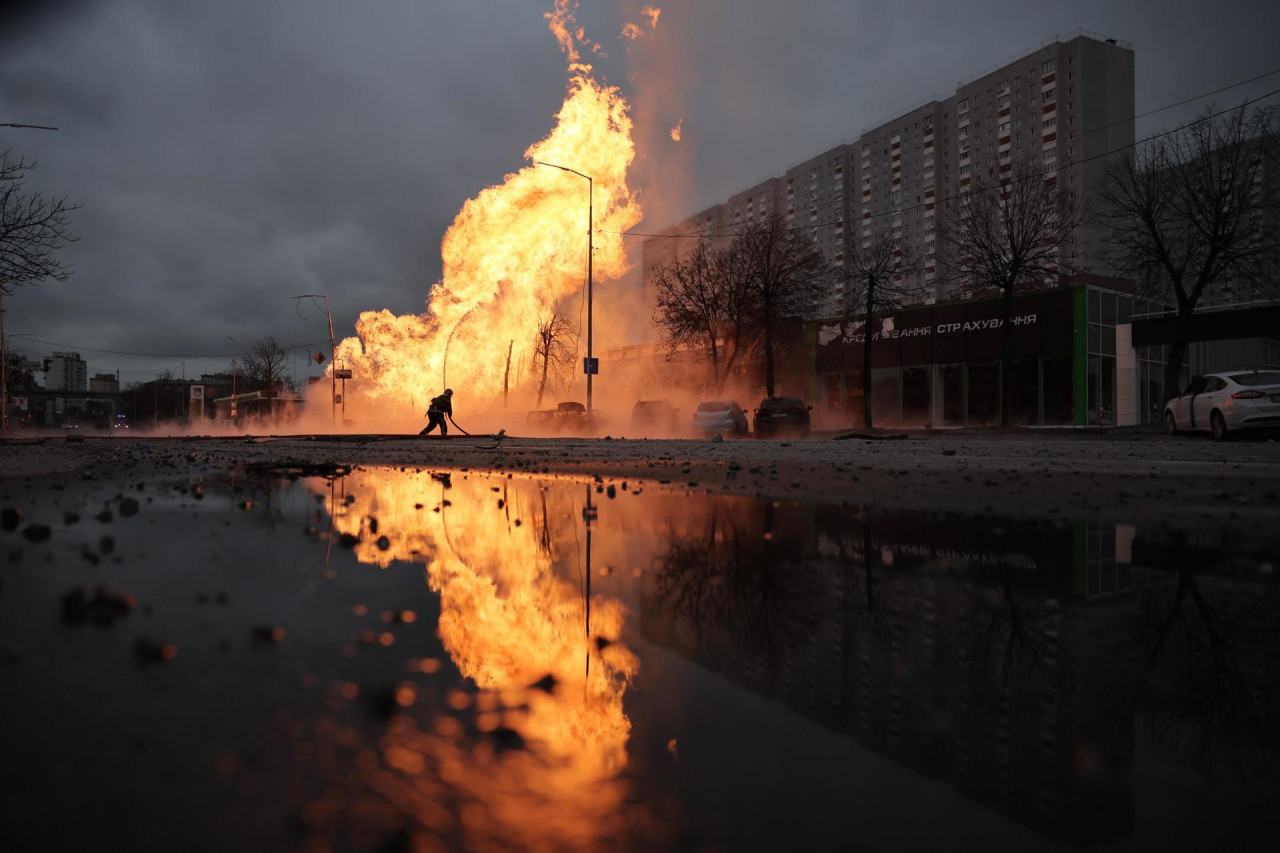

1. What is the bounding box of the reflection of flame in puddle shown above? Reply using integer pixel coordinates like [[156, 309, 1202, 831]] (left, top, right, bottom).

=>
[[312, 467, 639, 849]]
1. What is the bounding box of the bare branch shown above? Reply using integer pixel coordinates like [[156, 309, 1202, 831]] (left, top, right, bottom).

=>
[[0, 150, 80, 293]]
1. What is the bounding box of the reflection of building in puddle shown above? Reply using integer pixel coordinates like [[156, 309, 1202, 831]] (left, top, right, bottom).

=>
[[642, 503, 1138, 845], [306, 468, 643, 851]]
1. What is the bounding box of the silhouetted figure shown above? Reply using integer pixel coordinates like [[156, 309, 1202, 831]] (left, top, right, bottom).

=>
[[419, 388, 453, 436]]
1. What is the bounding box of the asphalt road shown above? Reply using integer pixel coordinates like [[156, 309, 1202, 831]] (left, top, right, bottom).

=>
[[2, 429, 1277, 529]]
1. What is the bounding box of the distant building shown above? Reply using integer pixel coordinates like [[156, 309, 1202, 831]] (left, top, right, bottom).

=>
[[45, 351, 88, 392], [644, 31, 1135, 317], [89, 372, 119, 394]]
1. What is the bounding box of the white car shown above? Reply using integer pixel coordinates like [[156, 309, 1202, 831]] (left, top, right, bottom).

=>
[[1164, 370, 1280, 439], [692, 400, 749, 436]]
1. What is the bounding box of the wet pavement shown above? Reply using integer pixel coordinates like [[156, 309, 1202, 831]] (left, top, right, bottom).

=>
[[2, 462, 1278, 851]]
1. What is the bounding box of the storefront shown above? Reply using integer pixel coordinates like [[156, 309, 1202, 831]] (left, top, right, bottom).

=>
[[812, 284, 1137, 428]]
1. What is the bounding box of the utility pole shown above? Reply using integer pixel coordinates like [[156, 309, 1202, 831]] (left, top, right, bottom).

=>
[[225, 336, 237, 424], [1, 123, 60, 429], [1, 294, 7, 432]]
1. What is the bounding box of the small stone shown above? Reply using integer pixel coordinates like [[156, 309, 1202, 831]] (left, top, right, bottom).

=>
[[134, 638, 177, 664], [1, 508, 22, 531], [21, 524, 52, 543], [251, 625, 286, 645], [376, 536, 390, 551], [64, 511, 80, 525], [118, 497, 140, 517]]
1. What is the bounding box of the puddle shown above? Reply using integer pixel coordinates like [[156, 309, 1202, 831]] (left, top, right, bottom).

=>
[[1, 467, 1277, 850]]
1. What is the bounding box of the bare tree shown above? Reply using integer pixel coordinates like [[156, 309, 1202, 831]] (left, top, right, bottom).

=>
[[939, 158, 1083, 426], [651, 237, 760, 393], [1, 151, 79, 292], [242, 336, 292, 390], [736, 215, 832, 396], [844, 234, 921, 428], [531, 313, 576, 408], [1096, 104, 1278, 404]]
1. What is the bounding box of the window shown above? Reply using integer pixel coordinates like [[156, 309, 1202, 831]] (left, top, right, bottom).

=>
[[1042, 89, 1056, 103], [1043, 116, 1056, 129], [1042, 58, 1056, 74], [1043, 148, 1057, 162], [999, 121, 1011, 134]]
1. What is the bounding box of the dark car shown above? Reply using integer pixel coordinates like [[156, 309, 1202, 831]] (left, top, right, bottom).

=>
[[630, 399, 680, 434], [525, 401, 601, 434], [692, 400, 749, 437], [752, 396, 812, 437]]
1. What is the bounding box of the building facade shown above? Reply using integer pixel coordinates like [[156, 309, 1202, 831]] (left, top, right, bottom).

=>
[[45, 351, 88, 392], [644, 32, 1135, 318]]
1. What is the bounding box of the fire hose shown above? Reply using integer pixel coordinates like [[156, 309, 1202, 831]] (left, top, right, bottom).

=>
[[446, 414, 472, 436]]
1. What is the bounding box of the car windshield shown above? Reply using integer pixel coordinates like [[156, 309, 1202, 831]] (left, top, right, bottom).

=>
[[1230, 372, 1280, 387], [696, 402, 731, 412], [761, 397, 803, 409]]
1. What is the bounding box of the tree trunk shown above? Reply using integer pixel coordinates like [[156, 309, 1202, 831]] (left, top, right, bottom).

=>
[[1000, 284, 1015, 427], [503, 340, 513, 409], [536, 351, 549, 409], [763, 292, 776, 397], [708, 325, 721, 394], [862, 279, 874, 429], [1162, 309, 1195, 405]]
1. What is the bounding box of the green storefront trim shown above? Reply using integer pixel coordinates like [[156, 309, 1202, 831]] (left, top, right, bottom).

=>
[[1072, 285, 1088, 426]]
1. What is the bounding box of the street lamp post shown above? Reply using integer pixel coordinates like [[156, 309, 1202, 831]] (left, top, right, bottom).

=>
[[536, 161, 595, 414], [292, 294, 337, 428], [225, 336, 237, 423]]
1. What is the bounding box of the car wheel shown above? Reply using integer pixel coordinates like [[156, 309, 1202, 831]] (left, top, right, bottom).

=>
[[1164, 411, 1178, 436], [1210, 410, 1230, 441]]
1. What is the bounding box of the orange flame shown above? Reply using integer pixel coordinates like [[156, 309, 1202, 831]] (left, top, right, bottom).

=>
[[316, 468, 639, 847], [332, 1, 642, 416], [670, 118, 682, 142], [622, 5, 660, 42]]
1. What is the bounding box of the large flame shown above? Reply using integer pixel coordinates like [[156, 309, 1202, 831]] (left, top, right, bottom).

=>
[[333, 1, 643, 415]]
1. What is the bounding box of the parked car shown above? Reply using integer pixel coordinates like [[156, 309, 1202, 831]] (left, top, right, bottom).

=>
[[630, 399, 680, 433], [1164, 370, 1280, 439], [692, 400, 749, 436], [752, 396, 812, 437], [525, 401, 600, 434]]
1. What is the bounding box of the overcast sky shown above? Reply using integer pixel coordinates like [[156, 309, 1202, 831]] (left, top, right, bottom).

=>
[[3, 0, 1278, 383]]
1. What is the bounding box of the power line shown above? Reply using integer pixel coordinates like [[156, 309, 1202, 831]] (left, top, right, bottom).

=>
[[610, 68, 1280, 247]]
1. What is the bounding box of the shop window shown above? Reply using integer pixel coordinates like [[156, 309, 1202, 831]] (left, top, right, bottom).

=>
[[941, 365, 965, 426], [1042, 356, 1074, 425], [902, 367, 930, 425], [968, 362, 1000, 425], [871, 367, 901, 427], [1011, 359, 1039, 426]]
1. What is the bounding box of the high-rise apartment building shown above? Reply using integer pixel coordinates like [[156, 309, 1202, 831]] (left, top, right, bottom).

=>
[[45, 351, 88, 392], [645, 32, 1135, 319]]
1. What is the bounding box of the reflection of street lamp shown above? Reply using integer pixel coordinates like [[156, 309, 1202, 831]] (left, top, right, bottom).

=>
[[537, 161, 595, 414]]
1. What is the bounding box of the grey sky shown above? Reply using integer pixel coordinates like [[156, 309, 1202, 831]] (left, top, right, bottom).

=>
[[2, 0, 1277, 382]]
